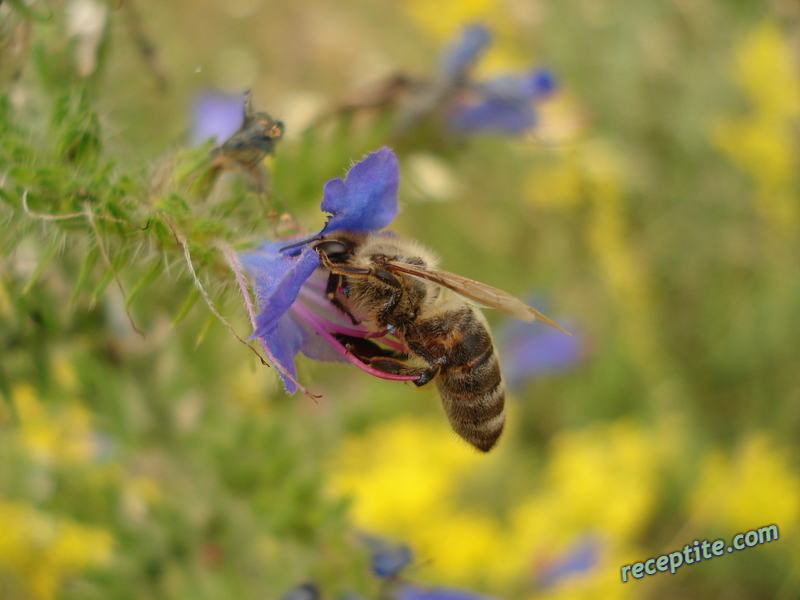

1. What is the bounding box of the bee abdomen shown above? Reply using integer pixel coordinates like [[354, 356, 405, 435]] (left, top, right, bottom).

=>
[[435, 311, 505, 452]]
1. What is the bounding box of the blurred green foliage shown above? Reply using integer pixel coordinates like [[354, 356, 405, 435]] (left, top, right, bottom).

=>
[[1, 1, 799, 599]]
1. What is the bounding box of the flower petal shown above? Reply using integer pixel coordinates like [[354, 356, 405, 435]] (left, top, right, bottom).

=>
[[499, 320, 582, 390], [261, 313, 307, 393], [240, 241, 320, 339], [361, 534, 413, 578], [447, 68, 556, 135], [523, 69, 556, 98], [535, 536, 600, 589], [448, 97, 535, 135], [396, 584, 503, 600], [320, 148, 399, 234], [438, 24, 491, 81], [476, 69, 556, 101], [191, 92, 244, 145], [296, 319, 348, 363]]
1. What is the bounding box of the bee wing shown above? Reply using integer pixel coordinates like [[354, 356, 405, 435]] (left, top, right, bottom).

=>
[[382, 261, 571, 335]]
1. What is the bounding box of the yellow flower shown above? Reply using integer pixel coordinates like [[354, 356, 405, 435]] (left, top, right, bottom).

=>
[[689, 434, 800, 534], [330, 417, 670, 593], [400, 0, 497, 43], [711, 21, 799, 237], [329, 417, 480, 533], [579, 141, 674, 394], [329, 417, 515, 586], [510, 422, 662, 559], [733, 22, 800, 123], [398, 0, 530, 72], [12, 384, 96, 465], [0, 499, 113, 600]]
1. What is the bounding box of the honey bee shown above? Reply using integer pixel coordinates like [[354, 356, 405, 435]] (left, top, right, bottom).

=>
[[311, 232, 568, 452]]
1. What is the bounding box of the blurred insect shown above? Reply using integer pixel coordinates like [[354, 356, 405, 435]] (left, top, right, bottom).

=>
[[209, 90, 284, 194], [308, 232, 569, 452]]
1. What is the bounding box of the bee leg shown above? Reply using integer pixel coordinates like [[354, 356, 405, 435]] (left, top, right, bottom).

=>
[[405, 340, 446, 387], [333, 334, 408, 360], [370, 268, 405, 326], [321, 255, 405, 328], [367, 358, 429, 380], [326, 272, 361, 325], [335, 334, 429, 379], [407, 340, 444, 366]]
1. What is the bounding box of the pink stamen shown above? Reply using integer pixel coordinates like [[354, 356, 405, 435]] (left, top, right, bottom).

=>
[[369, 334, 407, 353], [292, 303, 418, 382], [297, 285, 336, 312], [301, 276, 327, 292], [296, 287, 407, 352]]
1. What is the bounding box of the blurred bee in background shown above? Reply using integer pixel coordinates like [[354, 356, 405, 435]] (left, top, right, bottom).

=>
[[209, 90, 284, 194], [310, 232, 569, 452]]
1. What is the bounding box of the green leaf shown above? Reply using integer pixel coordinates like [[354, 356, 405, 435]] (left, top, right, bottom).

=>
[[154, 193, 191, 217], [125, 258, 163, 309], [195, 313, 216, 346], [70, 246, 100, 304], [172, 288, 200, 327], [58, 127, 101, 165], [22, 238, 61, 295], [90, 267, 115, 306]]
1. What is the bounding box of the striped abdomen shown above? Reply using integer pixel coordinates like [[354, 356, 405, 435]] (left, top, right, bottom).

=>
[[415, 306, 505, 452]]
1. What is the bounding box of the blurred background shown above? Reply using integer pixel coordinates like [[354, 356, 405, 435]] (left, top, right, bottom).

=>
[[1, 0, 799, 598]]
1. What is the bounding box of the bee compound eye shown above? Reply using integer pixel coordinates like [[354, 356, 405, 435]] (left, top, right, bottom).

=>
[[315, 240, 351, 261]]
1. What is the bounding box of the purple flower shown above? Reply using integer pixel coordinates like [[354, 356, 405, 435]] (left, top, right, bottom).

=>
[[395, 584, 503, 600], [533, 535, 600, 589], [360, 534, 414, 578], [496, 298, 582, 391], [391, 24, 555, 137], [438, 24, 492, 83], [442, 25, 556, 136], [239, 148, 418, 395], [448, 69, 556, 135], [191, 92, 245, 145]]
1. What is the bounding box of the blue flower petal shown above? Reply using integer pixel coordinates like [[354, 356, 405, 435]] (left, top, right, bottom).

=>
[[361, 535, 413, 578], [372, 545, 413, 578], [297, 318, 348, 364], [191, 92, 244, 145], [499, 320, 582, 391], [448, 97, 535, 135], [240, 149, 402, 393], [535, 536, 600, 589], [524, 69, 556, 98], [474, 68, 555, 102], [396, 584, 503, 600], [262, 314, 307, 393], [240, 241, 320, 339], [241, 240, 321, 393], [320, 148, 399, 234], [438, 24, 491, 81]]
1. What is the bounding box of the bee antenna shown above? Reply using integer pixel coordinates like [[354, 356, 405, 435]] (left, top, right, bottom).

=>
[[279, 235, 323, 252]]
